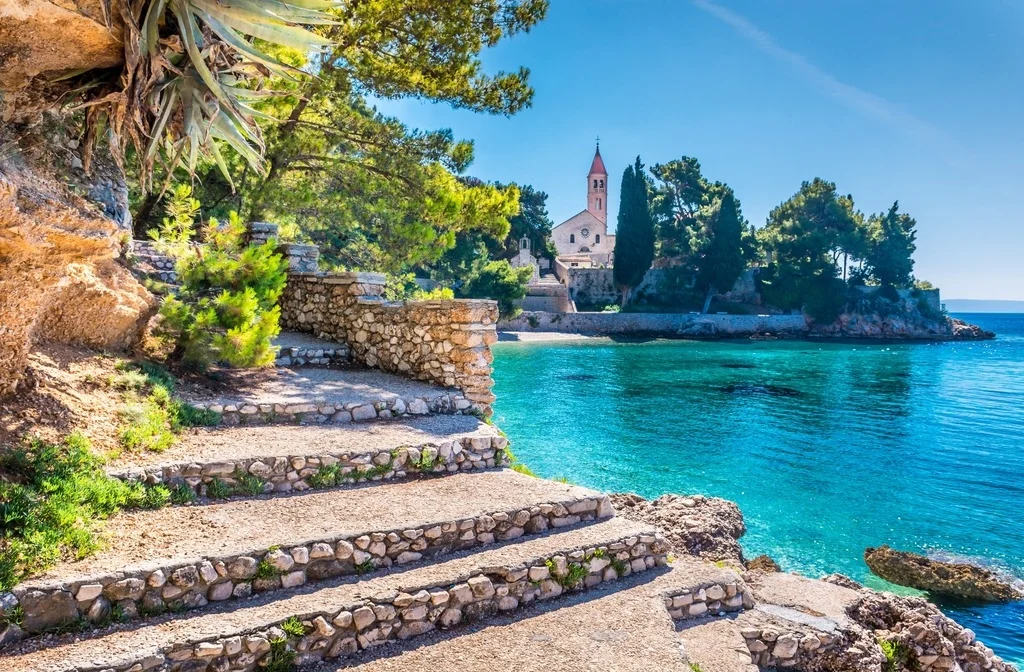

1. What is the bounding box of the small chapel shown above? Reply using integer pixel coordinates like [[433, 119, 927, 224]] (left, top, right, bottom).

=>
[[549, 144, 616, 267]]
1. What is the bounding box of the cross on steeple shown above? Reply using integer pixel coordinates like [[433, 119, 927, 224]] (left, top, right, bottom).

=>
[[595, 135, 600, 148]]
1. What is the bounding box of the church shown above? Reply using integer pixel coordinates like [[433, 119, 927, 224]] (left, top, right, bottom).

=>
[[549, 144, 616, 267]]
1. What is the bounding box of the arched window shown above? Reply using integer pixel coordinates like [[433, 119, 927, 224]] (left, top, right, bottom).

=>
[[593, 179, 598, 189], [595, 234, 600, 243], [599, 179, 604, 188], [597, 198, 601, 210], [570, 233, 575, 243]]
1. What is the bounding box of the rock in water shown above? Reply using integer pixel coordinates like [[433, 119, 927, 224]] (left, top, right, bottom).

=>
[[864, 545, 1022, 602], [746, 554, 781, 572]]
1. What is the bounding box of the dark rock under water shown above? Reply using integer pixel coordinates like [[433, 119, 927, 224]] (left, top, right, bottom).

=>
[[720, 363, 757, 369], [720, 383, 801, 397]]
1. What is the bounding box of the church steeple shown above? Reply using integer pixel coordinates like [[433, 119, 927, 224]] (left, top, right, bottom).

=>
[[587, 142, 608, 225]]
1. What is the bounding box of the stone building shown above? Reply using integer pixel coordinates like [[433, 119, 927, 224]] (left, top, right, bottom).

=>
[[509, 236, 540, 281], [550, 145, 616, 267]]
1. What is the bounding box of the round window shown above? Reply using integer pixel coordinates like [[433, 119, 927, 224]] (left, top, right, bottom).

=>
[[580, 228, 590, 238]]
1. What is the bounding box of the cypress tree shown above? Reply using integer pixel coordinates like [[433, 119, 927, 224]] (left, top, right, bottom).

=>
[[612, 157, 655, 305], [696, 192, 746, 313]]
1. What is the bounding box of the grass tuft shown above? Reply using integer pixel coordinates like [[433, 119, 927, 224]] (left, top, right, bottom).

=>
[[280, 616, 308, 638], [169, 482, 197, 505], [307, 464, 340, 489], [206, 478, 232, 499]]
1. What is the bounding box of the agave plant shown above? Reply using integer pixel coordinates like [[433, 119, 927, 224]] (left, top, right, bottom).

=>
[[80, 0, 341, 191]]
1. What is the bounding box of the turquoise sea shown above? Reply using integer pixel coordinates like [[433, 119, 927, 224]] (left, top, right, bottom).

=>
[[491, 313, 1024, 665]]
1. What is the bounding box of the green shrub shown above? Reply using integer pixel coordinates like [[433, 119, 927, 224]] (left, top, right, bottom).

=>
[[280, 616, 308, 638], [114, 361, 220, 453], [233, 472, 266, 496], [206, 478, 232, 499], [169, 482, 197, 505], [459, 259, 533, 319], [263, 637, 296, 672], [0, 433, 146, 590], [152, 186, 287, 371], [879, 638, 916, 672], [256, 558, 283, 580], [143, 484, 172, 509], [307, 464, 340, 489]]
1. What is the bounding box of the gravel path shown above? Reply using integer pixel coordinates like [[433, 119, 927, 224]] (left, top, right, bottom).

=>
[[326, 560, 729, 672], [3, 518, 654, 672], [182, 367, 453, 406], [25, 471, 600, 584], [743, 572, 859, 627], [109, 415, 496, 468]]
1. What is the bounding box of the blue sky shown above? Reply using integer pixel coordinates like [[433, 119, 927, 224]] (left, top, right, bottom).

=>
[[376, 1, 1024, 300]]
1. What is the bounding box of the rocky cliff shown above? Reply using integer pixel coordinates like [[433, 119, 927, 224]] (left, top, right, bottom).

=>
[[0, 121, 152, 396]]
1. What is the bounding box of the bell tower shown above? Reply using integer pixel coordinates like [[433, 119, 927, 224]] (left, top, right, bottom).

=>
[[587, 141, 608, 225]]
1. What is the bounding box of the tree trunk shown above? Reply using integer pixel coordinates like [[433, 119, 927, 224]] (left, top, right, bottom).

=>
[[619, 286, 631, 307], [133, 192, 161, 238], [702, 288, 714, 314]]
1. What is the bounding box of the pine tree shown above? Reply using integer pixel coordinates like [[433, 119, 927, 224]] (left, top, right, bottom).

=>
[[866, 201, 917, 288], [695, 193, 746, 313], [612, 157, 655, 305]]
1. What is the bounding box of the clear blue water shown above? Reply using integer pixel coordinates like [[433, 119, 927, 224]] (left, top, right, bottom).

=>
[[491, 313, 1024, 664]]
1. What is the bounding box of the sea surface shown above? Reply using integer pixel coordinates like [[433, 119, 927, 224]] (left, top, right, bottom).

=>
[[491, 313, 1024, 664]]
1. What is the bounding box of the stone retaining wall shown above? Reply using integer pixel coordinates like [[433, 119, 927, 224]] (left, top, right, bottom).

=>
[[191, 390, 471, 427], [10, 495, 617, 635], [739, 621, 843, 668], [280, 272, 498, 412], [502, 311, 809, 339], [663, 579, 752, 620], [61, 532, 668, 672], [273, 342, 350, 368], [111, 435, 509, 496]]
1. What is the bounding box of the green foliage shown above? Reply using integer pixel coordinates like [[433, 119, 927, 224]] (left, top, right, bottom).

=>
[[758, 178, 867, 321], [610, 558, 629, 577], [0, 433, 151, 590], [865, 201, 917, 288], [459, 260, 533, 319], [689, 663, 704, 672], [1, 604, 24, 627], [504, 445, 536, 477], [256, 558, 283, 580], [879, 638, 916, 672], [266, 638, 297, 672], [280, 616, 309, 638], [142, 484, 172, 509], [153, 187, 286, 371], [264, 637, 297, 672], [233, 472, 267, 497], [693, 193, 747, 313], [307, 464, 341, 490], [206, 478, 232, 500], [545, 559, 587, 589], [613, 157, 656, 304], [384, 273, 455, 302], [114, 360, 219, 453], [170, 482, 198, 505], [354, 559, 376, 575]]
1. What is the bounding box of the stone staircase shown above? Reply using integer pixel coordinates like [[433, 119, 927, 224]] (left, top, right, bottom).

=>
[[0, 374, 679, 672]]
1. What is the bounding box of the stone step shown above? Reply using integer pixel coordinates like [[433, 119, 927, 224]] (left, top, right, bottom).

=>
[[337, 557, 739, 672], [272, 331, 350, 368], [179, 367, 472, 426], [677, 618, 760, 672], [7, 471, 613, 638], [1, 518, 669, 672], [107, 415, 505, 498]]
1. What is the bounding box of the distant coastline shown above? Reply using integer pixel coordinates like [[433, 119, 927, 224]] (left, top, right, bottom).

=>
[[945, 299, 1024, 313]]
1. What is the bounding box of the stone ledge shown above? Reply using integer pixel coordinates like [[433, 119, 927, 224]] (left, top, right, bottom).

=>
[[9, 528, 667, 671], [109, 434, 510, 496], [192, 391, 473, 427], [8, 493, 615, 638]]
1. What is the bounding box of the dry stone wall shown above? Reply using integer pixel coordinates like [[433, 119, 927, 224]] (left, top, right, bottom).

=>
[[663, 579, 752, 620], [53, 532, 667, 672], [9, 494, 616, 635], [280, 272, 498, 412], [111, 434, 509, 496]]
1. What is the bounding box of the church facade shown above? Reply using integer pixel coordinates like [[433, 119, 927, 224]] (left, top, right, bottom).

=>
[[550, 145, 616, 267]]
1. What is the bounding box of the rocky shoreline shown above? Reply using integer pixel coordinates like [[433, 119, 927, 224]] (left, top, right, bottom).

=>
[[612, 490, 1015, 672], [500, 312, 994, 342]]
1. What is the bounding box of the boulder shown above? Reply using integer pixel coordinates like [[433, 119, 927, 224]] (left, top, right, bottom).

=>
[[864, 545, 1022, 602], [609, 492, 745, 562], [746, 554, 781, 573]]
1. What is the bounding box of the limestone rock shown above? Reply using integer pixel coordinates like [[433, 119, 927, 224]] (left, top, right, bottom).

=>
[[865, 545, 1023, 602], [610, 492, 745, 562]]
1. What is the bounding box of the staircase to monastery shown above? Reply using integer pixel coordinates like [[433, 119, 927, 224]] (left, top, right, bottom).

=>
[[0, 347, 881, 672]]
